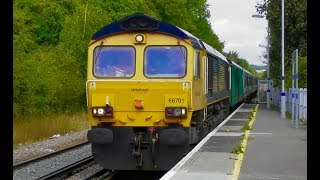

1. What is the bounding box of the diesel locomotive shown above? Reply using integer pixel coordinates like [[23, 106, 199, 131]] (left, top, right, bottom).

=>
[[86, 13, 258, 171]]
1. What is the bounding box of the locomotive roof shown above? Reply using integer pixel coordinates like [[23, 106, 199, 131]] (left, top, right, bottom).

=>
[[91, 13, 204, 49], [201, 41, 228, 63], [228, 59, 255, 76], [91, 13, 258, 75], [92, 13, 230, 63]]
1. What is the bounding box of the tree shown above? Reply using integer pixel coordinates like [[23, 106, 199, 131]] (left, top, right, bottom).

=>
[[256, 0, 307, 88], [13, 0, 226, 119], [225, 51, 259, 77]]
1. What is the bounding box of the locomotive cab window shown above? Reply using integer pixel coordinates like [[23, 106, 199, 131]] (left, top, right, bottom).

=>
[[93, 46, 135, 78], [144, 46, 187, 78]]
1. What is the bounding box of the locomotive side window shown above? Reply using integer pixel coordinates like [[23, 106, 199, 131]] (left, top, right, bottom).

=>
[[219, 61, 225, 92], [144, 46, 187, 78], [212, 56, 218, 93], [194, 51, 200, 79], [207, 55, 214, 97], [93, 46, 135, 78]]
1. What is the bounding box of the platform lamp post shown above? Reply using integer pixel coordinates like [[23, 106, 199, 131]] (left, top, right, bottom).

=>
[[252, 14, 270, 109], [280, 0, 285, 118]]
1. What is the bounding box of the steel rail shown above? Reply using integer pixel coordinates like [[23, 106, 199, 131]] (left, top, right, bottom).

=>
[[35, 155, 95, 180], [84, 169, 112, 180], [13, 141, 89, 169]]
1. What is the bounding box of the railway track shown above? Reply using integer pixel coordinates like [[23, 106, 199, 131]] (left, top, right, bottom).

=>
[[13, 141, 90, 169], [13, 141, 95, 180], [36, 155, 95, 180], [13, 104, 244, 180], [84, 169, 112, 180]]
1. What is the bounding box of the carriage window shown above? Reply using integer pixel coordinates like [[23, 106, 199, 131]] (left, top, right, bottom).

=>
[[93, 46, 135, 78], [144, 46, 186, 78]]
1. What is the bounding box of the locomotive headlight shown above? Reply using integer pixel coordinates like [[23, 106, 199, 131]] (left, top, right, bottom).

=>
[[92, 106, 113, 117], [173, 108, 182, 116], [135, 34, 144, 43], [98, 108, 104, 115], [181, 108, 186, 115]]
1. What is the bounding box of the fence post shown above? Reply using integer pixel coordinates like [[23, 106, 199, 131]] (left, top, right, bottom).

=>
[[291, 88, 294, 122], [278, 88, 281, 108], [286, 89, 288, 112], [276, 88, 278, 107], [303, 88, 307, 122], [275, 88, 278, 107], [299, 88, 303, 119], [275, 88, 277, 107], [287, 90, 290, 112], [270, 86, 273, 104], [289, 88, 292, 105], [295, 88, 299, 128]]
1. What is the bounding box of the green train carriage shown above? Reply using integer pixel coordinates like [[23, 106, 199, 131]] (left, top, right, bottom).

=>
[[230, 61, 245, 107]]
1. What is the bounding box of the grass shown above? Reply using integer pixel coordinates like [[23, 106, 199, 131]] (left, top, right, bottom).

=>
[[285, 111, 308, 127], [241, 109, 255, 131], [13, 111, 91, 149], [286, 111, 293, 120], [232, 108, 257, 154], [232, 144, 244, 154], [248, 111, 254, 120], [241, 123, 252, 131]]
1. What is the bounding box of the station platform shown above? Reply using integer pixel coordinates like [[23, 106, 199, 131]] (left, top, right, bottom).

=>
[[160, 103, 307, 180]]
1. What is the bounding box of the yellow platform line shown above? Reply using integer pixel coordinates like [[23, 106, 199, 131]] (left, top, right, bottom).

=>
[[232, 104, 259, 180]]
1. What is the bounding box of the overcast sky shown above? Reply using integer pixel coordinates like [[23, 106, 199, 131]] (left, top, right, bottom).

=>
[[207, 0, 267, 66]]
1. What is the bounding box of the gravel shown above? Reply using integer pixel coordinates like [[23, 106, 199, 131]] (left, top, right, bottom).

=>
[[13, 129, 91, 180], [13, 145, 92, 180], [13, 129, 89, 165]]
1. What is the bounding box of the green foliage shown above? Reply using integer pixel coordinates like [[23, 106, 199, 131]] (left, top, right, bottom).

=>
[[256, 0, 307, 88], [232, 144, 244, 154], [241, 123, 252, 131], [13, 0, 226, 120], [284, 56, 307, 88], [225, 51, 259, 77], [13, 112, 90, 146], [151, 0, 224, 51]]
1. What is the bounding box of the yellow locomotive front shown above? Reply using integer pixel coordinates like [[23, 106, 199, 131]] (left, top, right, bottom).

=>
[[86, 14, 207, 171], [87, 33, 194, 127]]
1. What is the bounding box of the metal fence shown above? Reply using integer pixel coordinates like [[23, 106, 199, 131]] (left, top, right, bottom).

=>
[[270, 87, 307, 123]]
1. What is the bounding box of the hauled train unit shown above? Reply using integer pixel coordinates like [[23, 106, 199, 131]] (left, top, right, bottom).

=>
[[86, 13, 258, 171]]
